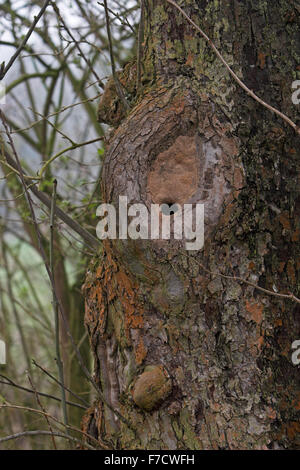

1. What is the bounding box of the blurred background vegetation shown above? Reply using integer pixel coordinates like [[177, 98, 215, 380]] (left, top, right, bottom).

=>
[[0, 0, 139, 449]]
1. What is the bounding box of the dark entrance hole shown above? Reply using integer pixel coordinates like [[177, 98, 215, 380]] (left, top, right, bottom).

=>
[[160, 202, 179, 216]]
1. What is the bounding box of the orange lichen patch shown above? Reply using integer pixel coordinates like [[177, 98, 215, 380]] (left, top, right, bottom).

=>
[[277, 386, 300, 419], [84, 244, 144, 358], [233, 167, 244, 190], [85, 281, 106, 333], [220, 200, 234, 226], [107, 261, 144, 338], [292, 394, 300, 412], [245, 300, 264, 325], [248, 261, 256, 271], [185, 51, 194, 66], [166, 94, 186, 115], [192, 275, 209, 294], [282, 343, 291, 358], [135, 336, 147, 365], [105, 246, 118, 272], [248, 331, 264, 355], [286, 421, 300, 440], [287, 260, 296, 285], [257, 52, 266, 68], [257, 335, 264, 351], [292, 228, 300, 242], [278, 212, 291, 230], [278, 261, 286, 273], [233, 166, 244, 199], [147, 135, 198, 205], [266, 407, 277, 420], [125, 304, 143, 332], [112, 270, 143, 332], [211, 402, 221, 412]]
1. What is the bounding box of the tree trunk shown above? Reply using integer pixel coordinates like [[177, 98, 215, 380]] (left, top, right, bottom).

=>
[[83, 0, 300, 450]]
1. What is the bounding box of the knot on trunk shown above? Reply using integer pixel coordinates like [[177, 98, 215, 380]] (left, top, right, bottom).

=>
[[131, 365, 172, 411], [97, 60, 137, 127]]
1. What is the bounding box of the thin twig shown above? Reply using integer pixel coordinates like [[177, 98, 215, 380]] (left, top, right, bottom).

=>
[[50, 180, 69, 432], [0, 0, 52, 80], [32, 109, 75, 145], [0, 158, 40, 180], [166, 0, 300, 136], [51, 2, 104, 88], [103, 0, 130, 111], [39, 137, 104, 179], [3, 148, 99, 250], [0, 286, 50, 332], [27, 374, 57, 450], [0, 138, 39, 180], [10, 93, 101, 135], [32, 359, 90, 408], [183, 254, 300, 304], [0, 404, 109, 449], [136, 0, 145, 92], [0, 375, 86, 410], [0, 429, 96, 450], [97, 2, 135, 33], [5, 71, 57, 95]]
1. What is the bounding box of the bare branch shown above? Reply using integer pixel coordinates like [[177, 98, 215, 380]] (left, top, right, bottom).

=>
[[51, 1, 105, 89], [0, 428, 96, 450], [136, 0, 145, 92], [38, 137, 104, 179], [3, 148, 99, 251], [50, 180, 69, 431], [0, 404, 109, 449], [27, 374, 57, 450], [32, 359, 90, 408], [0, 374, 87, 410], [103, 0, 130, 111], [0, 0, 52, 80]]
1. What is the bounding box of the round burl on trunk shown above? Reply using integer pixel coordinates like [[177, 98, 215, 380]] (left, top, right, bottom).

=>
[[131, 365, 172, 411]]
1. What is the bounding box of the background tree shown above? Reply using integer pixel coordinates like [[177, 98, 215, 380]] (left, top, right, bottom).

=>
[[0, 0, 139, 449]]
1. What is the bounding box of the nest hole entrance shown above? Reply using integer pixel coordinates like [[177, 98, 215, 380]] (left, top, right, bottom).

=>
[[160, 202, 179, 216]]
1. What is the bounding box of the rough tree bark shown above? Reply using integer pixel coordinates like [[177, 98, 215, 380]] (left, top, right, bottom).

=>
[[82, 0, 300, 449]]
